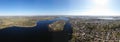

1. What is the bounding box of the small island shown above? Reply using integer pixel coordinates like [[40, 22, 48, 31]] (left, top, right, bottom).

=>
[[49, 20, 66, 31]]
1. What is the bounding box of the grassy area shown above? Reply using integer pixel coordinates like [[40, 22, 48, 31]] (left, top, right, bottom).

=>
[[0, 16, 56, 29]]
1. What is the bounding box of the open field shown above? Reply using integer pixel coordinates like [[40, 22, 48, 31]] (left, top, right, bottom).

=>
[[0, 16, 56, 29]]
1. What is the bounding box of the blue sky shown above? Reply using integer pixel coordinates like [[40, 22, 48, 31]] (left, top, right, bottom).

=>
[[0, 0, 70, 15], [0, 0, 119, 16], [110, 0, 120, 11]]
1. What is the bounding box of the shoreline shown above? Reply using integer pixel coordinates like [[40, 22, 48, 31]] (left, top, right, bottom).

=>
[[0, 21, 37, 29]]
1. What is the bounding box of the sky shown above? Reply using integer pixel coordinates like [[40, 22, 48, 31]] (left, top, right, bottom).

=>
[[0, 0, 120, 16]]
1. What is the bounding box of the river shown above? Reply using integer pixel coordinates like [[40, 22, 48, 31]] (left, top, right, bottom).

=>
[[0, 17, 73, 42]]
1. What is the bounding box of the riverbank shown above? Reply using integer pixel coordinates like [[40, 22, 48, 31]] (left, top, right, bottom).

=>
[[0, 16, 56, 29]]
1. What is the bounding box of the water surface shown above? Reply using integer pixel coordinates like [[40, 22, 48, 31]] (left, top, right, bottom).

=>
[[0, 17, 73, 42]]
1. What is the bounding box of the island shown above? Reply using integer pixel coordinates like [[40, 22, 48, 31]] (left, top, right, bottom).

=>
[[49, 20, 66, 31]]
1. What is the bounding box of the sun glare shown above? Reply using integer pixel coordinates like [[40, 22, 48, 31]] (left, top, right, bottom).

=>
[[70, 0, 120, 16], [92, 0, 109, 5]]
